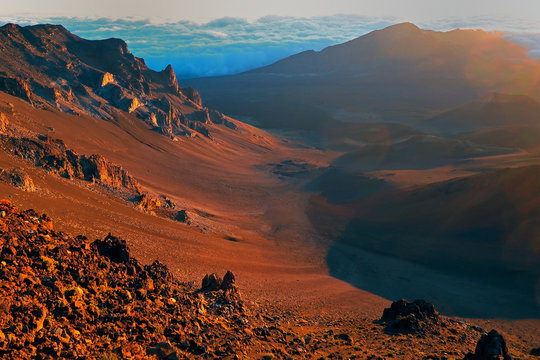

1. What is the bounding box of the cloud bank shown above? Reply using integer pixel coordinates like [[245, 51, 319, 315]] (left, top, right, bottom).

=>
[[1, 15, 540, 78]]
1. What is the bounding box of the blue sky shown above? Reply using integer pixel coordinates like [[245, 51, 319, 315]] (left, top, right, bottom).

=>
[[2, 2, 540, 78]]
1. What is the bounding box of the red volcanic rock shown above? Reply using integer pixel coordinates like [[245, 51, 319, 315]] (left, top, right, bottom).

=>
[[0, 134, 142, 193], [0, 112, 7, 133], [0, 201, 252, 359], [0, 168, 36, 191]]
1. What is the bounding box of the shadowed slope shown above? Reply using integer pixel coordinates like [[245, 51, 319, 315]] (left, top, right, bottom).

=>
[[308, 165, 540, 317], [185, 23, 540, 131], [424, 93, 540, 134]]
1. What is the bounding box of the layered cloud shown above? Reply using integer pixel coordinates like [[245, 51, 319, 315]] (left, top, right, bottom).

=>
[[1, 14, 540, 78]]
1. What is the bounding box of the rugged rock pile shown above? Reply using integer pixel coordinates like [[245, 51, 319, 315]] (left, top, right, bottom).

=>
[[379, 299, 440, 334], [0, 132, 192, 224], [0, 134, 141, 193], [0, 200, 249, 359], [0, 168, 36, 191], [0, 23, 235, 139]]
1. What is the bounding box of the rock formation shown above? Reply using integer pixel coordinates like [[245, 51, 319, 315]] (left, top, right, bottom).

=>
[[0, 134, 141, 193], [0, 23, 234, 139], [0, 112, 7, 133], [379, 299, 440, 333], [0, 168, 36, 191], [464, 330, 513, 360]]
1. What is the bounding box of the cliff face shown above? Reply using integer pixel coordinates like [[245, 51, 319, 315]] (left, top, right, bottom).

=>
[[0, 23, 233, 139]]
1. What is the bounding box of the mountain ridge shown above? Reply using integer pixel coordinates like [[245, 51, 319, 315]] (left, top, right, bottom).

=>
[[185, 22, 540, 131], [0, 23, 234, 140]]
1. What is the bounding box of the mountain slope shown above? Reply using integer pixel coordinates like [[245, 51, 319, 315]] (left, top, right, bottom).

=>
[[307, 165, 540, 317], [0, 23, 233, 139], [424, 93, 540, 134], [185, 23, 540, 131]]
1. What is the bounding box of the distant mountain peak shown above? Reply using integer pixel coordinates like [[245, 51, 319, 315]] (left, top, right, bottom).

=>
[[0, 23, 20, 31], [381, 22, 421, 31]]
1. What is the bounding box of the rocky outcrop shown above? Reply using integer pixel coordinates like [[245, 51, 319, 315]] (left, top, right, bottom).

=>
[[0, 76, 33, 105], [0, 168, 36, 191], [379, 299, 440, 334], [0, 23, 236, 139], [201, 271, 237, 292], [174, 209, 189, 223], [100, 72, 115, 87], [0, 112, 7, 133], [0, 134, 141, 193], [464, 330, 512, 360], [162, 64, 180, 94], [200, 271, 243, 312], [135, 193, 161, 214], [181, 87, 202, 106], [0, 201, 251, 359], [93, 234, 132, 264]]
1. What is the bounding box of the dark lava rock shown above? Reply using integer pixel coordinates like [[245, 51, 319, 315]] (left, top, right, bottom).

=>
[[201, 273, 222, 291], [531, 347, 540, 356], [145, 260, 174, 283], [464, 329, 512, 360], [93, 233, 131, 263], [174, 209, 189, 222], [220, 270, 236, 291], [147, 341, 179, 359], [380, 299, 439, 333], [201, 270, 237, 292], [199, 271, 243, 312], [334, 333, 353, 344], [0, 168, 36, 191], [0, 134, 142, 193]]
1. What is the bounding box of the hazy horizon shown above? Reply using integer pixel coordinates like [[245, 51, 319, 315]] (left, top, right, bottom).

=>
[[1, 14, 539, 79], [3, 1, 540, 78]]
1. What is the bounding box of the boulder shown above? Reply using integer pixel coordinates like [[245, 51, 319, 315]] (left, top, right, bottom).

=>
[[220, 270, 236, 291], [201, 273, 222, 291], [0, 168, 36, 191], [464, 329, 512, 360], [380, 299, 439, 333], [93, 234, 131, 263], [181, 87, 202, 106]]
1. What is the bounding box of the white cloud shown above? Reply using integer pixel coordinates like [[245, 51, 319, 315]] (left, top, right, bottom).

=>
[[95, 26, 125, 31], [202, 30, 228, 39]]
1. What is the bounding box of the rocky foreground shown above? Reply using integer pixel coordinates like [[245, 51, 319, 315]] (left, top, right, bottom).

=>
[[0, 201, 535, 359]]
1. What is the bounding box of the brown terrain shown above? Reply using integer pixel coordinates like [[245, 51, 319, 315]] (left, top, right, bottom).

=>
[[0, 22, 539, 359]]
